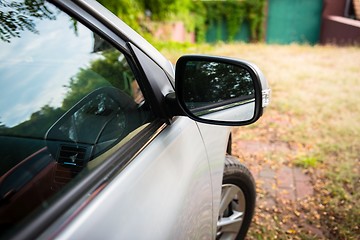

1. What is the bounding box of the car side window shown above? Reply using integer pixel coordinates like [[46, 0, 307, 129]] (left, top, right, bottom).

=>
[[0, 2, 153, 236]]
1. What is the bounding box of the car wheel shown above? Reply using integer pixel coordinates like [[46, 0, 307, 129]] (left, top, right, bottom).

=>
[[217, 155, 256, 240]]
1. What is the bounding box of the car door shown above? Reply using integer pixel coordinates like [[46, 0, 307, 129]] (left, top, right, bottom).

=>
[[49, 6, 217, 238], [55, 117, 215, 240], [0, 1, 221, 239]]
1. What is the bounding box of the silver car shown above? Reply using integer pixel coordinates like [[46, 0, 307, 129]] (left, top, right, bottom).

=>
[[0, 0, 270, 239]]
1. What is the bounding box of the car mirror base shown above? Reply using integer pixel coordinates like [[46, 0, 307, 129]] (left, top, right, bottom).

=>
[[164, 92, 185, 121]]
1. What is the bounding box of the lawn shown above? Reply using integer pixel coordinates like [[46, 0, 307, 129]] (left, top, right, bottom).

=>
[[160, 42, 360, 239]]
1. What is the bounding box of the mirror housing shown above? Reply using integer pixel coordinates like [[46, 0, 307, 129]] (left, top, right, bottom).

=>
[[174, 55, 270, 126]]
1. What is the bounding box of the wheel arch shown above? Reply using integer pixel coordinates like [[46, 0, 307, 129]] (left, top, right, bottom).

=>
[[226, 133, 232, 155]]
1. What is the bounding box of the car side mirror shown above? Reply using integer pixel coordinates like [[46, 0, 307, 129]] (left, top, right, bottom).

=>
[[175, 55, 270, 126]]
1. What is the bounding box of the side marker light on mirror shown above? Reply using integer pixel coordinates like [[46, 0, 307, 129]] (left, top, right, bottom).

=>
[[262, 89, 271, 108]]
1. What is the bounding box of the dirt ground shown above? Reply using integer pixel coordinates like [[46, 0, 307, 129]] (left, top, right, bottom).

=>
[[232, 110, 326, 239]]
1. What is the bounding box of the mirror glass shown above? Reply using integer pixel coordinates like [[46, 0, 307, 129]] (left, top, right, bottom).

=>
[[181, 60, 255, 122]]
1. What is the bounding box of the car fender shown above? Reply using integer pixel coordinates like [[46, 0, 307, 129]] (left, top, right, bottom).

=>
[[196, 123, 230, 235]]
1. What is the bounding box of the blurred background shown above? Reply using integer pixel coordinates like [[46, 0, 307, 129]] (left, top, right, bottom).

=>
[[98, 0, 360, 45], [99, 0, 360, 239]]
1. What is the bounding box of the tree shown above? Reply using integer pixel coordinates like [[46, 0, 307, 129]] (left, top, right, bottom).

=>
[[0, 0, 55, 42], [97, 0, 143, 33]]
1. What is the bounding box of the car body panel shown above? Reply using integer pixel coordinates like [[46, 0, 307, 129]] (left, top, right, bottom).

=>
[[196, 123, 230, 232], [54, 117, 218, 239]]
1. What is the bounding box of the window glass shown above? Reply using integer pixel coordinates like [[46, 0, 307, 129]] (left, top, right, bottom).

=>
[[0, 1, 153, 236]]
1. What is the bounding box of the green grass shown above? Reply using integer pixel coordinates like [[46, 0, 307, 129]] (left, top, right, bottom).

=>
[[161, 42, 360, 239], [294, 155, 319, 168]]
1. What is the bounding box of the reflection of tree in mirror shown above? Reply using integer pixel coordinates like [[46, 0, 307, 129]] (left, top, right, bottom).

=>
[[0, 0, 56, 42], [183, 61, 254, 105]]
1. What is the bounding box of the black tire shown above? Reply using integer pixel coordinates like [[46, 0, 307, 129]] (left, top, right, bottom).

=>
[[216, 155, 256, 240]]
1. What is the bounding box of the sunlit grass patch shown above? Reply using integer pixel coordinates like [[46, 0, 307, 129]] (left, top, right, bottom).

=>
[[295, 155, 319, 168]]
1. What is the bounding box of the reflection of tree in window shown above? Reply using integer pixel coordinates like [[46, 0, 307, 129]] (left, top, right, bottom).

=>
[[0, 1, 56, 42], [62, 50, 136, 109], [0, 0, 148, 179], [0, 48, 142, 176], [0, 1, 82, 44], [0, 49, 136, 136]]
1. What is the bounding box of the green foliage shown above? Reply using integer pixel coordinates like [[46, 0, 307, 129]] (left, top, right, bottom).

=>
[[190, 1, 207, 42], [246, 0, 266, 42], [97, 0, 266, 43], [203, 1, 246, 41], [0, 0, 265, 44], [137, 0, 192, 21], [203, 0, 266, 42], [295, 155, 319, 168], [97, 0, 143, 33]]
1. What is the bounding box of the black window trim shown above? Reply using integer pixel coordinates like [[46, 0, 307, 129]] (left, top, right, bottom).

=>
[[49, 0, 129, 55], [52, 0, 177, 123], [50, 0, 167, 121]]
